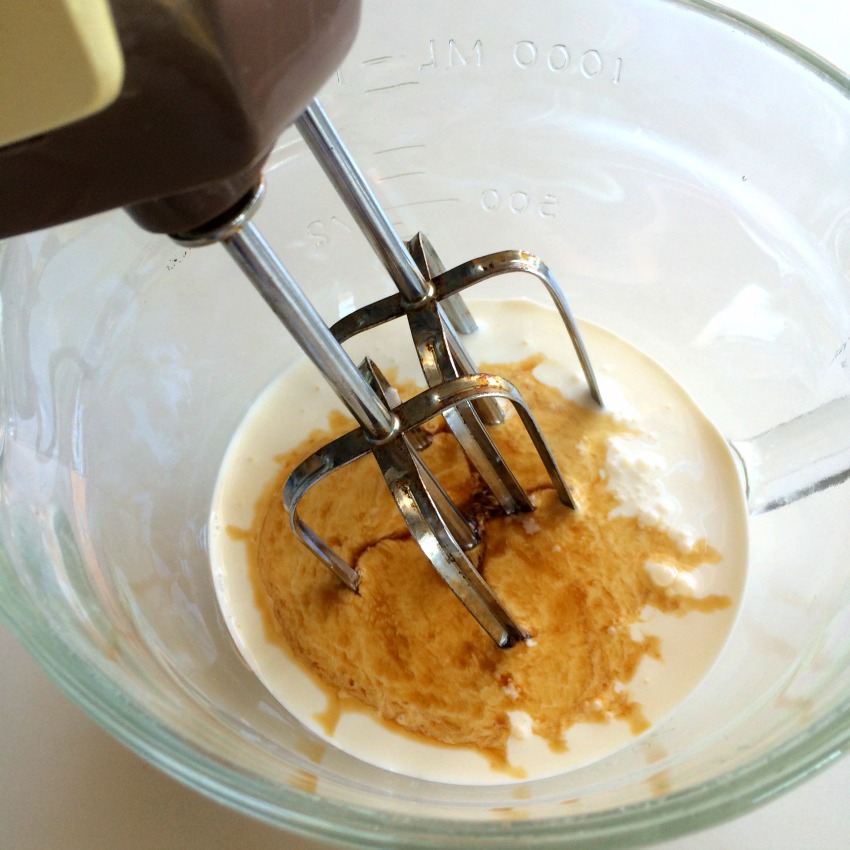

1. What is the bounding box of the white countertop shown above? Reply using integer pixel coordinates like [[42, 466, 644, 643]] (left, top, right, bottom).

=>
[[3, 2, 850, 848]]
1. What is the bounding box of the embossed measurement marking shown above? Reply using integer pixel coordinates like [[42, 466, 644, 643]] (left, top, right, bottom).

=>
[[377, 171, 426, 182], [336, 37, 623, 88], [414, 38, 621, 83], [307, 215, 353, 248], [372, 144, 427, 156], [513, 40, 623, 82], [383, 198, 461, 211], [365, 80, 420, 94], [419, 39, 483, 70], [481, 190, 559, 218]]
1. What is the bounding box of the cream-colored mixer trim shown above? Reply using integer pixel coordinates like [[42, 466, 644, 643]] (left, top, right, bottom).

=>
[[0, 0, 124, 147]]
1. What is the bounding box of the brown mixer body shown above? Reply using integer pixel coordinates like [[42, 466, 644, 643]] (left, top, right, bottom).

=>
[[0, 0, 360, 237]]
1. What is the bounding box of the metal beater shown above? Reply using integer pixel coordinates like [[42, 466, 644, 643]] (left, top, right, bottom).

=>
[[176, 100, 604, 647], [1, 0, 602, 648]]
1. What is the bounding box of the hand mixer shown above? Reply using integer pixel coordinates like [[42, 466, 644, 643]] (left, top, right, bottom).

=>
[[0, 0, 603, 647]]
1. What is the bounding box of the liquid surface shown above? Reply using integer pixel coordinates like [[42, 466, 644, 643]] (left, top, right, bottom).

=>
[[210, 299, 748, 784]]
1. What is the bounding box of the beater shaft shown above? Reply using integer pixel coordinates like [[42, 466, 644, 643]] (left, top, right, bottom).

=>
[[296, 102, 496, 428], [224, 222, 398, 442], [297, 100, 477, 336], [172, 182, 398, 442]]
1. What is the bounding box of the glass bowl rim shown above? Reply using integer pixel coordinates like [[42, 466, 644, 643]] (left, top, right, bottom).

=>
[[7, 595, 850, 848]]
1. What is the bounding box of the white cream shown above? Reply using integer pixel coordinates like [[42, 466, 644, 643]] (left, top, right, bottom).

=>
[[209, 298, 748, 785]]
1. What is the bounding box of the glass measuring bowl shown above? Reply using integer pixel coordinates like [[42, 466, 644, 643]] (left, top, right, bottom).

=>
[[1, 0, 850, 847]]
